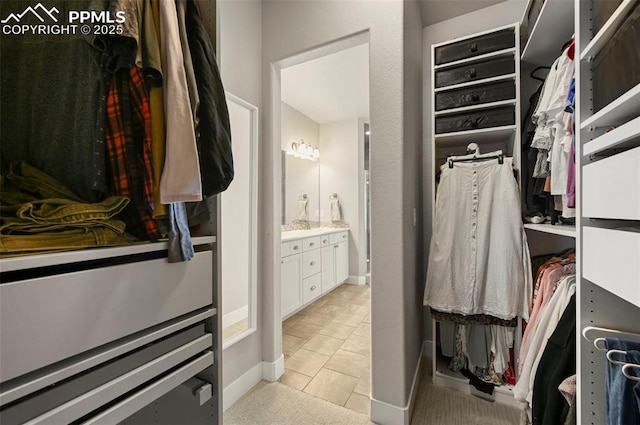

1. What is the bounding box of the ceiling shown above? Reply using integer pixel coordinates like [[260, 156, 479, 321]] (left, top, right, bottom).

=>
[[281, 43, 369, 124], [281, 1, 509, 124], [418, 0, 509, 27]]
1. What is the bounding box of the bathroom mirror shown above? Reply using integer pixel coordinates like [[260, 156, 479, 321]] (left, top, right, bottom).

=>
[[281, 102, 321, 227], [221, 93, 258, 348]]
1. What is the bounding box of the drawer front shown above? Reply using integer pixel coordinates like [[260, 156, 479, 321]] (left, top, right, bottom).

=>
[[302, 236, 322, 252], [0, 250, 213, 382], [330, 231, 348, 244], [281, 242, 291, 257], [289, 240, 302, 254], [434, 28, 515, 65], [583, 147, 640, 220], [435, 106, 515, 134], [435, 56, 515, 88], [302, 249, 321, 278], [302, 273, 322, 305], [583, 227, 640, 309], [435, 80, 515, 111]]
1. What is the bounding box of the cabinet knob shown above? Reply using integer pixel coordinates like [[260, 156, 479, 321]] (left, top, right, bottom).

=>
[[334, 245, 339, 248], [469, 68, 477, 79], [310, 261, 316, 266], [293, 245, 299, 250], [342, 235, 346, 239], [469, 43, 478, 53], [323, 239, 328, 243], [311, 285, 317, 291], [309, 242, 315, 246]]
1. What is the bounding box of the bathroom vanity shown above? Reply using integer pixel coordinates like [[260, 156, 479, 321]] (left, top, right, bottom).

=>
[[281, 228, 349, 318]]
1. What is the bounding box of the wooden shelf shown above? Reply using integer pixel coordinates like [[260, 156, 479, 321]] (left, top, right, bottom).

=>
[[521, 0, 575, 66], [583, 116, 640, 156], [580, 83, 640, 130], [581, 0, 637, 61], [435, 125, 516, 145], [435, 99, 516, 117], [434, 48, 516, 70], [434, 74, 516, 93], [524, 223, 576, 238]]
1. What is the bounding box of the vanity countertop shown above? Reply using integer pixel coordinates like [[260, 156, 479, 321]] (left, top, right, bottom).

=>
[[281, 227, 348, 242]]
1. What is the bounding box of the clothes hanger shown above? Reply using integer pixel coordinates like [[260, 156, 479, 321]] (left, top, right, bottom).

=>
[[622, 364, 640, 382], [583, 326, 640, 347], [530, 66, 551, 82], [447, 143, 504, 168]]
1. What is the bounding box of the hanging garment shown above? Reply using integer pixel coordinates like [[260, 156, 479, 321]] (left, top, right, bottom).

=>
[[514, 276, 576, 406], [185, 0, 234, 197], [296, 199, 309, 221], [531, 295, 576, 425], [604, 339, 640, 425], [330, 198, 342, 221], [424, 158, 532, 321], [157, 0, 203, 204]]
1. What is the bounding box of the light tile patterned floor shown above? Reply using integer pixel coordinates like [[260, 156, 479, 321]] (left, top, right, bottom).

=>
[[280, 284, 371, 416]]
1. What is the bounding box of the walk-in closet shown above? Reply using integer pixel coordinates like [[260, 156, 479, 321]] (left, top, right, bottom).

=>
[[423, 0, 639, 424]]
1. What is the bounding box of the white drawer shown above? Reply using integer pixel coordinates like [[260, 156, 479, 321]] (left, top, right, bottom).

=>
[[0, 250, 213, 382], [583, 146, 640, 220], [302, 236, 321, 252], [320, 235, 331, 246], [303, 273, 322, 305], [281, 242, 291, 257], [302, 249, 321, 278], [330, 231, 348, 244], [583, 227, 640, 309], [289, 240, 302, 255]]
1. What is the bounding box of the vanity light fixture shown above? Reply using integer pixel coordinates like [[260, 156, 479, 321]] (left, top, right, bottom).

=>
[[288, 139, 319, 161]]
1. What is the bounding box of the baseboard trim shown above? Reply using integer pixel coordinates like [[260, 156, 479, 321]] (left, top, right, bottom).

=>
[[222, 305, 249, 329], [223, 355, 285, 412], [262, 354, 285, 382], [370, 340, 428, 425], [222, 362, 263, 412], [346, 275, 367, 285]]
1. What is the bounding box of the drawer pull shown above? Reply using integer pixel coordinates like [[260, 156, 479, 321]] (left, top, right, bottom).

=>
[[470, 43, 478, 53], [471, 93, 480, 102], [309, 242, 315, 246], [293, 245, 299, 250], [310, 261, 316, 266], [469, 68, 477, 78], [334, 245, 339, 248], [323, 239, 328, 243], [342, 235, 346, 239], [471, 118, 479, 128], [310, 285, 317, 291]]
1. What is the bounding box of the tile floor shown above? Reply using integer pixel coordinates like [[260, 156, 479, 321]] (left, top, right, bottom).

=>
[[280, 284, 371, 415]]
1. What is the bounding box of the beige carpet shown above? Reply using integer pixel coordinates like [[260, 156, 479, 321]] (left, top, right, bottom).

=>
[[224, 382, 373, 425], [226, 363, 526, 425], [411, 363, 526, 425]]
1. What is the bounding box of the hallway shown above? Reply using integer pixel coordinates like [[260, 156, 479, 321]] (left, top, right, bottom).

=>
[[280, 284, 371, 415]]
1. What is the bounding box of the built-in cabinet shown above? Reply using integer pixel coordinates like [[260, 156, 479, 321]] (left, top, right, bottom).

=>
[[281, 229, 349, 319]]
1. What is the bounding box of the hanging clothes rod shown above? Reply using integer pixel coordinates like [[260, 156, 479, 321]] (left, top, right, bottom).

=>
[[582, 326, 640, 352]]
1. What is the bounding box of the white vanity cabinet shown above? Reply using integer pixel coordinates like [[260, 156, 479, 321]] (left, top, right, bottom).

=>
[[281, 229, 349, 318]]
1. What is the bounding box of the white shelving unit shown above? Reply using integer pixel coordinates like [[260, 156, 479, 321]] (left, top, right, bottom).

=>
[[521, 0, 575, 66], [429, 22, 522, 405], [576, 1, 640, 424], [523, 223, 576, 238]]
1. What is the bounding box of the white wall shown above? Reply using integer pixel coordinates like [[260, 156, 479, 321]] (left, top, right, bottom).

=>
[[218, 0, 263, 394], [421, 0, 527, 342], [282, 102, 320, 223], [319, 118, 366, 279], [262, 1, 424, 419]]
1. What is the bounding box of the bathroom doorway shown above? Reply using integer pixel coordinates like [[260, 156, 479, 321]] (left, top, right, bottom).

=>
[[276, 35, 372, 415]]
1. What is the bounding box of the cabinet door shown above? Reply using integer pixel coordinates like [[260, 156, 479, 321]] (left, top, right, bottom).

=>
[[321, 245, 336, 293], [281, 254, 302, 318], [335, 242, 349, 285]]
